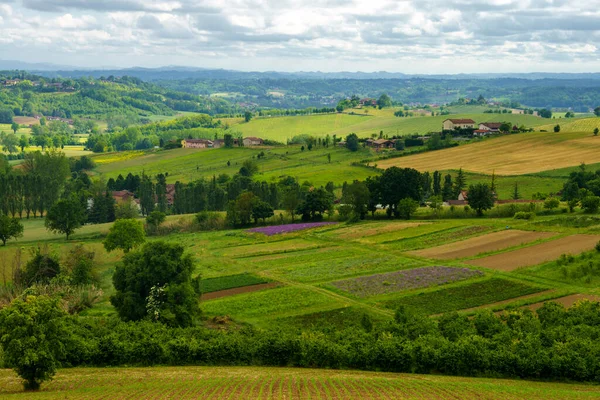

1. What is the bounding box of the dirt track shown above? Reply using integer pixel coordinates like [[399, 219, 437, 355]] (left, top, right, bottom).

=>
[[411, 230, 555, 260], [202, 283, 279, 300], [466, 234, 600, 271], [523, 294, 600, 311]]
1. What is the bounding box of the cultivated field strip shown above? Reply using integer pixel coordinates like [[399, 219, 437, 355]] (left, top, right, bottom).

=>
[[377, 130, 600, 175], [410, 230, 556, 260], [466, 234, 600, 271], [2, 367, 599, 399]]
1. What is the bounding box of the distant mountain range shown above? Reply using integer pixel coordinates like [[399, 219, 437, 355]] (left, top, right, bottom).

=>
[[1, 59, 600, 81]]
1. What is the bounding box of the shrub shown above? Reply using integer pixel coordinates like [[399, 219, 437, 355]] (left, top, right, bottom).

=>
[[544, 197, 560, 210], [194, 212, 224, 231], [20, 246, 61, 286], [514, 211, 535, 220], [63, 245, 96, 285], [581, 196, 600, 213]]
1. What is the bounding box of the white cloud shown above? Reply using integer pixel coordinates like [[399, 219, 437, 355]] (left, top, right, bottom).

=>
[[1, 0, 599, 72]]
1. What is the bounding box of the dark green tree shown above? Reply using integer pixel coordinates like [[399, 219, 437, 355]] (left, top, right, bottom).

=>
[[252, 200, 274, 223], [44, 196, 86, 240], [111, 241, 199, 327], [453, 168, 466, 198], [432, 171, 442, 196], [342, 181, 370, 220], [297, 187, 333, 221], [467, 183, 495, 216], [397, 198, 419, 220], [0, 212, 23, 246], [244, 111, 253, 122], [104, 219, 146, 253], [345, 133, 359, 152], [377, 93, 392, 109], [0, 296, 68, 391]]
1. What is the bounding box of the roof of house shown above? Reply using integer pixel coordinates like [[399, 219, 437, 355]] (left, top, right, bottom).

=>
[[373, 139, 392, 145], [244, 137, 263, 141], [445, 119, 476, 124], [474, 129, 490, 133], [480, 122, 503, 129], [112, 190, 133, 198], [184, 139, 213, 144]]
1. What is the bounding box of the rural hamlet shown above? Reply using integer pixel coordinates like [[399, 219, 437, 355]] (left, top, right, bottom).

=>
[[0, 0, 600, 399]]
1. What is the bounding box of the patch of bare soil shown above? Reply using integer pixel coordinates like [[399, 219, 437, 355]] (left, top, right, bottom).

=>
[[201, 283, 280, 300], [522, 294, 600, 312], [411, 230, 555, 260], [465, 235, 600, 271]]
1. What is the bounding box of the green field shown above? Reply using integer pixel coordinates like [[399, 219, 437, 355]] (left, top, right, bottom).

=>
[[231, 110, 547, 141], [93, 146, 378, 186], [2, 366, 598, 399]]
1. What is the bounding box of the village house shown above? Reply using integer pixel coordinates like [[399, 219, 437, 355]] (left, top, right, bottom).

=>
[[370, 139, 394, 149], [3, 79, 21, 86], [181, 139, 213, 149], [242, 137, 264, 146], [359, 98, 377, 107], [442, 118, 476, 130], [478, 122, 503, 132], [112, 190, 135, 203], [213, 138, 240, 148]]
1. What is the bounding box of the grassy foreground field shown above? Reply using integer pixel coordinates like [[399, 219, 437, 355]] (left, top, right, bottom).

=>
[[1, 366, 598, 399], [378, 131, 600, 175]]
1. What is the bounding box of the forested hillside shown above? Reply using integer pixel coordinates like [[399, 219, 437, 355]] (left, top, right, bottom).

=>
[[0, 72, 236, 124]]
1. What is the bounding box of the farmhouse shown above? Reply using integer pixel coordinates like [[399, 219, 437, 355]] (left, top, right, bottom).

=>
[[478, 122, 502, 132], [181, 139, 213, 149], [112, 190, 135, 203], [443, 119, 476, 130], [370, 139, 394, 149], [360, 98, 377, 106], [243, 137, 264, 146], [213, 138, 240, 148]]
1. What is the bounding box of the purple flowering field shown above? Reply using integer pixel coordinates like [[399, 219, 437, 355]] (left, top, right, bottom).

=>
[[330, 266, 484, 298], [247, 222, 337, 236]]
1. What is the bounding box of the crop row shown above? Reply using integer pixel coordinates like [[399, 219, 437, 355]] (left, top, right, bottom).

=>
[[377, 278, 546, 315]]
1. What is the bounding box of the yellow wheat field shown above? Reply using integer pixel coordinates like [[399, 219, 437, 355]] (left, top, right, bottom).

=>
[[378, 131, 600, 175]]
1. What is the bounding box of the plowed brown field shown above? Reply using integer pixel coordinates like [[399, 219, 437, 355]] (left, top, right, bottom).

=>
[[411, 230, 555, 260], [466, 234, 600, 271]]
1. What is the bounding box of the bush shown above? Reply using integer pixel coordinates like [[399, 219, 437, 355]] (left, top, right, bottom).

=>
[[581, 196, 600, 213], [514, 211, 535, 220], [20, 246, 61, 286], [194, 212, 224, 231], [63, 245, 96, 285]]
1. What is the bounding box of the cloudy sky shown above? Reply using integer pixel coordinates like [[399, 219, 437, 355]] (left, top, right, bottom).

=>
[[0, 0, 598, 73]]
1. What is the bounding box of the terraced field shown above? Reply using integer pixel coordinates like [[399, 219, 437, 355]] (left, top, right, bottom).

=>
[[2, 214, 599, 329], [2, 366, 598, 399]]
